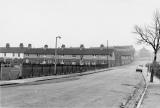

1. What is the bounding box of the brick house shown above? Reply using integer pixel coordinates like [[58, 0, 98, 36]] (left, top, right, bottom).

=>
[[23, 45, 115, 66], [0, 43, 31, 63], [0, 43, 135, 67]]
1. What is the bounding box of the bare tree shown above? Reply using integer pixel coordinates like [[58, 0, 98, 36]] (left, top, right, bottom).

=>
[[134, 10, 160, 82]]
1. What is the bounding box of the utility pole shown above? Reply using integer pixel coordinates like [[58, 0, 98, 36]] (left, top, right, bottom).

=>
[[107, 40, 109, 68], [54, 36, 61, 75]]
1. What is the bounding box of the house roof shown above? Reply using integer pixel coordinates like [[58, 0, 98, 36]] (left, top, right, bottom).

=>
[[24, 48, 54, 54], [24, 48, 114, 55], [0, 45, 135, 56], [58, 48, 114, 55], [0, 47, 28, 53]]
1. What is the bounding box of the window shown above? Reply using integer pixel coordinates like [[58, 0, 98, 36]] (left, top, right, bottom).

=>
[[61, 54, 64, 57], [93, 54, 96, 58], [13, 53, 15, 57], [18, 53, 20, 57], [4, 53, 6, 56], [43, 54, 46, 57], [72, 55, 76, 57], [25, 54, 29, 56]]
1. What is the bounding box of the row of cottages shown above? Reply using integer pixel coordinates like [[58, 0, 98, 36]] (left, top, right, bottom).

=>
[[0, 43, 135, 66], [23, 45, 115, 67], [0, 43, 30, 63]]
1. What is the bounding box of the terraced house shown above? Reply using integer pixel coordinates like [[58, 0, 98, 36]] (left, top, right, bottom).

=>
[[0, 43, 31, 63], [23, 45, 116, 67], [0, 43, 135, 67]]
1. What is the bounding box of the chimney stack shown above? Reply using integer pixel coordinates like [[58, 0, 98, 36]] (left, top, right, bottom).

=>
[[44, 44, 48, 49], [61, 44, 65, 49], [28, 44, 32, 48], [6, 43, 10, 48], [80, 44, 84, 50], [100, 44, 104, 50], [19, 43, 24, 48]]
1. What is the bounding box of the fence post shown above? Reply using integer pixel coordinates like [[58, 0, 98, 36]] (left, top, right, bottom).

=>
[[71, 65, 73, 73], [0, 63, 2, 80], [61, 64, 63, 74], [19, 63, 22, 79], [76, 65, 78, 73], [49, 64, 51, 75], [76, 65, 78, 72], [64, 65, 66, 74], [79, 65, 81, 72], [31, 64, 34, 77], [41, 64, 43, 76], [67, 65, 69, 74], [56, 64, 57, 75]]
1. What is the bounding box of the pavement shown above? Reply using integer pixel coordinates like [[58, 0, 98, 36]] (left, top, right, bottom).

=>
[[0, 68, 112, 86], [140, 68, 160, 108]]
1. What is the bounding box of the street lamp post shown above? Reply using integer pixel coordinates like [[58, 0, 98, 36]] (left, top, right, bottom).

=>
[[54, 36, 61, 75], [107, 40, 109, 68]]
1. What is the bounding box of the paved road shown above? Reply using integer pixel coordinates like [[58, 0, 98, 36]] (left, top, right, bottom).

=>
[[0, 61, 145, 108]]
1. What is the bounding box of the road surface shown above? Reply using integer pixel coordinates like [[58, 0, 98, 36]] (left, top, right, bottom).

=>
[[0, 61, 145, 108]]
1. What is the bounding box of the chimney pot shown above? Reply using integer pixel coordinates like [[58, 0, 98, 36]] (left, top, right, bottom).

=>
[[6, 43, 10, 48], [80, 44, 84, 50], [61, 44, 65, 49], [44, 44, 48, 49], [19, 43, 24, 48], [28, 44, 32, 48]]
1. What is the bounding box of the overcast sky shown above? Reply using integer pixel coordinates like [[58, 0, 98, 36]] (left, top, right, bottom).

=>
[[0, 0, 160, 50]]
